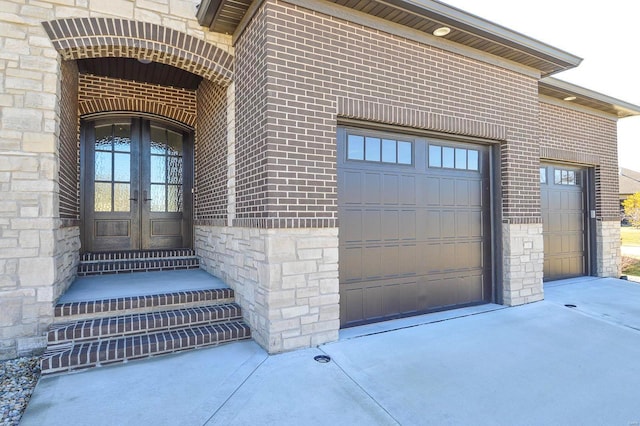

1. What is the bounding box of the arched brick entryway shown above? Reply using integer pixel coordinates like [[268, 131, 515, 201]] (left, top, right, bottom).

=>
[[42, 17, 234, 85]]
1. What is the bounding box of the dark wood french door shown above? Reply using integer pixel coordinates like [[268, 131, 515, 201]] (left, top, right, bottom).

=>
[[81, 117, 193, 252]]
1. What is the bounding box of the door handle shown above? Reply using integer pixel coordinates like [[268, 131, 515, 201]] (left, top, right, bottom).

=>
[[143, 190, 152, 202], [130, 190, 139, 202]]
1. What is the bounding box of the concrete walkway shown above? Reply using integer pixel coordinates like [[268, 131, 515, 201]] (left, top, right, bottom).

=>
[[22, 277, 640, 425]]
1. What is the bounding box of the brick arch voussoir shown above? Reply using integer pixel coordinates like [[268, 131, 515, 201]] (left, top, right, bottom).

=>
[[42, 17, 233, 86], [79, 99, 196, 128]]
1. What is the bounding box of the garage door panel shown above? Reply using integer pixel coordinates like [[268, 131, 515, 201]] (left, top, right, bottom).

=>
[[381, 245, 400, 277], [399, 210, 416, 240], [363, 286, 384, 320], [343, 171, 362, 204], [441, 179, 456, 206], [342, 209, 363, 242], [381, 210, 399, 240], [455, 180, 469, 206], [363, 210, 381, 241], [342, 247, 363, 281], [425, 211, 441, 239], [470, 211, 483, 238], [398, 244, 417, 275], [364, 173, 381, 204], [344, 288, 364, 324], [385, 282, 418, 314], [400, 175, 416, 205], [423, 243, 442, 274], [425, 176, 441, 205], [383, 174, 399, 204], [441, 211, 456, 238], [363, 246, 383, 279], [441, 243, 456, 270], [456, 211, 471, 238], [469, 180, 482, 206]]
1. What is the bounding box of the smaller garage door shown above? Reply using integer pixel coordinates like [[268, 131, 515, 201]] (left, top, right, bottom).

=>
[[540, 164, 588, 281]]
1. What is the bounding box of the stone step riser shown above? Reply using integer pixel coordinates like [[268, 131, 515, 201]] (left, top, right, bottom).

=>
[[40, 321, 251, 375], [53, 288, 234, 324], [48, 304, 243, 345]]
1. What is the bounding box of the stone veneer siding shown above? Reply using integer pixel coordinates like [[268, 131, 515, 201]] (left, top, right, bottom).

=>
[[196, 226, 339, 352], [0, 0, 232, 359], [539, 100, 620, 277]]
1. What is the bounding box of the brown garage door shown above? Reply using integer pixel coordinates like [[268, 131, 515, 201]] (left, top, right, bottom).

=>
[[540, 164, 587, 281], [338, 128, 492, 327]]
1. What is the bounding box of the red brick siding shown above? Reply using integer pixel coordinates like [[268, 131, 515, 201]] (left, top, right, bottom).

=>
[[539, 101, 619, 220], [78, 74, 197, 126], [195, 80, 227, 223], [59, 60, 80, 222], [234, 0, 542, 226], [235, 4, 270, 224]]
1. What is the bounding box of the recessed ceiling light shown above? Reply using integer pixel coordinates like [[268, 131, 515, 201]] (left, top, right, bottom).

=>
[[138, 58, 152, 65], [433, 27, 451, 37], [564, 96, 577, 101]]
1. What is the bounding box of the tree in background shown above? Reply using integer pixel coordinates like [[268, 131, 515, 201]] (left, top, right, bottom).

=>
[[623, 193, 640, 228]]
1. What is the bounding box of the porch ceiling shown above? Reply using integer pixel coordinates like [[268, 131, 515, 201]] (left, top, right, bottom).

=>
[[77, 58, 203, 90], [197, 0, 581, 76], [540, 78, 640, 118]]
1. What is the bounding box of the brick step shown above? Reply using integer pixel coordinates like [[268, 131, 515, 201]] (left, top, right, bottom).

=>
[[48, 303, 242, 345], [80, 249, 196, 263], [40, 320, 251, 375], [53, 288, 235, 323], [77, 257, 200, 276]]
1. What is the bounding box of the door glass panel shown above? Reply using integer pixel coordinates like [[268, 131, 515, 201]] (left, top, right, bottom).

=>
[[365, 137, 381, 162], [382, 139, 396, 163], [113, 183, 130, 212], [95, 182, 112, 212], [150, 184, 166, 212], [468, 150, 479, 171], [167, 157, 183, 184], [167, 131, 183, 155], [150, 126, 167, 154], [151, 156, 166, 183], [95, 125, 112, 151], [347, 135, 364, 160], [443, 147, 455, 168], [167, 185, 182, 212], [113, 124, 131, 152], [455, 148, 467, 169], [429, 145, 442, 167], [397, 141, 412, 165], [95, 152, 112, 181], [114, 153, 130, 181]]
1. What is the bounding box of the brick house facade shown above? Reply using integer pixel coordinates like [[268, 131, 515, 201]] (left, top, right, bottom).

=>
[[1, 0, 638, 359]]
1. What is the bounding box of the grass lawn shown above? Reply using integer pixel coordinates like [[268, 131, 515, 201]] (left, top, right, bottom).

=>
[[621, 226, 640, 246], [622, 256, 640, 277]]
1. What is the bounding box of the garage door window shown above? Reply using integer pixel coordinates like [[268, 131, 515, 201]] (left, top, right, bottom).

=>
[[347, 134, 412, 165], [554, 168, 581, 186], [428, 144, 479, 171]]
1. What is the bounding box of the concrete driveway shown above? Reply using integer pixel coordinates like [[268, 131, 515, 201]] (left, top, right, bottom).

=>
[[21, 277, 640, 425]]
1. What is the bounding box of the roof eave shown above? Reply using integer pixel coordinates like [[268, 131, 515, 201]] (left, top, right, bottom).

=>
[[541, 77, 640, 118]]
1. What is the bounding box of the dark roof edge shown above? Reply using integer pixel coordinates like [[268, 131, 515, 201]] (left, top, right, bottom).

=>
[[541, 77, 640, 117], [388, 0, 582, 68]]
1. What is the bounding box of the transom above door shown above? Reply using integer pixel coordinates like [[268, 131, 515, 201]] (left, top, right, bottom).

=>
[[81, 117, 193, 252]]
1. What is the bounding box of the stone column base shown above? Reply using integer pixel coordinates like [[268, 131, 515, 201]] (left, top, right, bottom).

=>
[[502, 222, 544, 306], [596, 221, 621, 278], [195, 226, 339, 353]]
